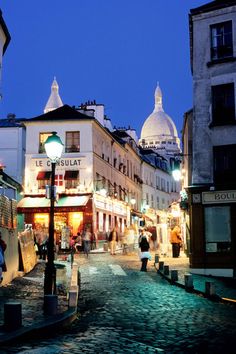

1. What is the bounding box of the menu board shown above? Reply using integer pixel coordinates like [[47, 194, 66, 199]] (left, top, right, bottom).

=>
[[18, 228, 37, 273]]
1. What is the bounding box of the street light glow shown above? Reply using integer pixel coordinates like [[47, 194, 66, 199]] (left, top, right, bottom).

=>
[[45, 131, 63, 162], [172, 169, 181, 181], [44, 132, 63, 298]]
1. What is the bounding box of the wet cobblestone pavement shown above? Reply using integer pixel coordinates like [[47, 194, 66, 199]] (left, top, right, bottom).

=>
[[1, 252, 236, 353], [0, 261, 69, 332]]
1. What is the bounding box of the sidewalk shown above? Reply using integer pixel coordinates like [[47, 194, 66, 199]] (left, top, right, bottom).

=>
[[0, 258, 77, 346], [156, 254, 236, 303], [0, 249, 236, 346]]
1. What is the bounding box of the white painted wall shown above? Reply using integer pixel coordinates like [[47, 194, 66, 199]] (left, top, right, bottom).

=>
[[24, 120, 94, 194], [0, 127, 25, 183]]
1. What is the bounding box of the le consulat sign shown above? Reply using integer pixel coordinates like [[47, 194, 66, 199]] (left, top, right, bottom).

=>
[[202, 190, 236, 204], [31, 157, 83, 169]]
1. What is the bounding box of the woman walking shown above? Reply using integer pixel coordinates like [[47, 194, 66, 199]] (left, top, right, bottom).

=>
[[139, 229, 151, 272]]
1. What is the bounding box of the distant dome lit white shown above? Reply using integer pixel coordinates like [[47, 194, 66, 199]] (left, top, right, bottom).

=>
[[140, 83, 180, 156]]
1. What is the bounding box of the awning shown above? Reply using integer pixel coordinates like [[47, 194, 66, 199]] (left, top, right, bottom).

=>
[[17, 197, 50, 208], [17, 195, 90, 213], [57, 195, 89, 207], [64, 171, 79, 180], [36, 171, 51, 180]]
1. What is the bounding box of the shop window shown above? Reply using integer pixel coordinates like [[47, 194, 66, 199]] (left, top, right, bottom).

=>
[[211, 21, 233, 61], [64, 170, 79, 189], [204, 206, 231, 252], [65, 131, 80, 153], [39, 133, 52, 153], [37, 171, 51, 189], [213, 144, 236, 185], [211, 83, 235, 125]]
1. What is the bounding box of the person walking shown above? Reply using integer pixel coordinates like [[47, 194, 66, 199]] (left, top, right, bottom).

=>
[[108, 226, 119, 255], [82, 227, 92, 257], [139, 229, 151, 272], [170, 225, 182, 258]]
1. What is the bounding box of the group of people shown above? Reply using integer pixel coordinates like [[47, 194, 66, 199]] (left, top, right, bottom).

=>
[[33, 222, 182, 272], [138, 224, 183, 271], [70, 228, 97, 258]]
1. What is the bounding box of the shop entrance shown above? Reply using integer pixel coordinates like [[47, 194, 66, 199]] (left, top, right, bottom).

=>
[[34, 211, 84, 250]]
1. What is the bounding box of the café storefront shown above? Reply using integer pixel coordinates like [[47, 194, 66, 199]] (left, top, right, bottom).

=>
[[17, 194, 92, 250], [188, 187, 236, 277]]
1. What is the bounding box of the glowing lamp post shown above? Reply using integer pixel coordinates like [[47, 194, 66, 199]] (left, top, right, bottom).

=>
[[44, 132, 63, 295], [172, 159, 181, 182]]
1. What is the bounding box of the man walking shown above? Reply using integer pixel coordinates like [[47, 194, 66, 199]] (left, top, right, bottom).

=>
[[108, 226, 119, 255]]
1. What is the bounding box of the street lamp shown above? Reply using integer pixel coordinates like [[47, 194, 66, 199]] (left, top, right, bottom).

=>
[[44, 132, 63, 295]]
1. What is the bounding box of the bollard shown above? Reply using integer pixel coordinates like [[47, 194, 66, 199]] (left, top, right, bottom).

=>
[[4, 302, 22, 331], [184, 274, 194, 291], [159, 261, 164, 271], [68, 285, 79, 307], [163, 265, 169, 276], [205, 281, 215, 297], [154, 254, 159, 264], [171, 270, 178, 282], [44, 294, 58, 315]]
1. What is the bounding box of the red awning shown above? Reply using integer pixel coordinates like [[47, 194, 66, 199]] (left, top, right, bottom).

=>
[[64, 170, 79, 180], [36, 171, 51, 180]]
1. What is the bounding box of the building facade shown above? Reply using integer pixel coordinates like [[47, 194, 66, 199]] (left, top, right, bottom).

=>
[[188, 0, 236, 276], [0, 114, 26, 183], [17, 105, 137, 248]]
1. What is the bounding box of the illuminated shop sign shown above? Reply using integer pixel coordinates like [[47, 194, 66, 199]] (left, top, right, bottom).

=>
[[32, 158, 82, 169], [202, 190, 236, 204]]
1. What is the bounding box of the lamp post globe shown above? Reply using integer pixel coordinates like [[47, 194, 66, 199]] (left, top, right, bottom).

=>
[[45, 131, 63, 162], [130, 198, 136, 206], [44, 132, 63, 297]]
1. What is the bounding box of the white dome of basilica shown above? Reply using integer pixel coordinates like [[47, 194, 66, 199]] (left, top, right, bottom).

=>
[[140, 83, 180, 156]]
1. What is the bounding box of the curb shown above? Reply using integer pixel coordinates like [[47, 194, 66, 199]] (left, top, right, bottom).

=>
[[156, 266, 236, 305], [0, 307, 78, 346], [0, 261, 81, 346]]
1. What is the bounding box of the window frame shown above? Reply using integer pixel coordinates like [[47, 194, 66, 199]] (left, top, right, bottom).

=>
[[210, 21, 233, 61], [211, 83, 235, 126], [213, 144, 236, 185], [204, 206, 231, 253], [65, 131, 80, 153], [39, 132, 52, 154]]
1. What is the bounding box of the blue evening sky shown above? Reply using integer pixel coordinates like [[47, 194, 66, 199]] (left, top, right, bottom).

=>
[[0, 0, 207, 137]]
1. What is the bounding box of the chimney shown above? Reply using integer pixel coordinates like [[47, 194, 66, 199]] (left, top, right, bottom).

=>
[[7, 113, 16, 122]]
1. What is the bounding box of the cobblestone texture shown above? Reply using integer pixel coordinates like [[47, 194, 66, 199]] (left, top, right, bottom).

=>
[[0, 252, 236, 353]]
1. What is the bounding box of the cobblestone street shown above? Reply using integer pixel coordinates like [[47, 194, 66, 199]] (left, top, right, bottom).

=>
[[1, 252, 236, 353]]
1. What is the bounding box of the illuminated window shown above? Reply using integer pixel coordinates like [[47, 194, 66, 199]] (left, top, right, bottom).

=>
[[64, 170, 79, 189], [39, 133, 52, 153], [37, 171, 51, 189], [205, 206, 231, 252], [66, 131, 80, 153]]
